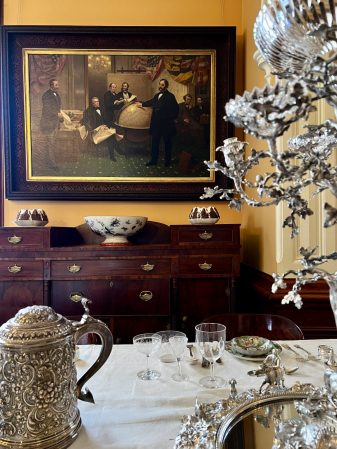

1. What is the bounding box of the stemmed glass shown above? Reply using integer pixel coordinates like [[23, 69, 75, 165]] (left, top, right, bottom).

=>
[[195, 322, 226, 389], [169, 334, 189, 381], [156, 330, 187, 363], [133, 333, 162, 380]]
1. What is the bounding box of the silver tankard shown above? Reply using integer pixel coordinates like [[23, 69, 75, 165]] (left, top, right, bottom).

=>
[[0, 299, 113, 449]]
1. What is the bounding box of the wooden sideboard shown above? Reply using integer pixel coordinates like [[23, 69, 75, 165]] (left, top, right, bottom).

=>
[[0, 223, 240, 342]]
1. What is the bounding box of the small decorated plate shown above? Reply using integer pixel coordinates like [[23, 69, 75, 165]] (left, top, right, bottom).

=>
[[225, 340, 282, 362], [231, 336, 275, 356]]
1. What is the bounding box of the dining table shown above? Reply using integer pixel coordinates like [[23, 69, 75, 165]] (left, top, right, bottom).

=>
[[70, 339, 336, 449]]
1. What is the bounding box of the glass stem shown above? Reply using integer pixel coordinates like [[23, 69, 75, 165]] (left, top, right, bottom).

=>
[[210, 361, 215, 380], [177, 357, 182, 377], [146, 354, 150, 372]]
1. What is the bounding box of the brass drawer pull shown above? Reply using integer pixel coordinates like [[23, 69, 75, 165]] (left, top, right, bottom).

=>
[[198, 231, 213, 241], [7, 235, 22, 245], [67, 264, 81, 273], [139, 291, 153, 302], [69, 292, 84, 302], [198, 261, 213, 271], [141, 262, 155, 272], [8, 264, 22, 274]]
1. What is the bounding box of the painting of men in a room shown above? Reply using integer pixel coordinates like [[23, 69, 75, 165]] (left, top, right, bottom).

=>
[[25, 50, 214, 181]]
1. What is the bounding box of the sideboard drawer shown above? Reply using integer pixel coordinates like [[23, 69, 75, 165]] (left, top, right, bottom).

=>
[[0, 260, 44, 279], [50, 258, 172, 277], [179, 255, 235, 276], [51, 279, 170, 315], [0, 228, 47, 249], [171, 224, 240, 247]]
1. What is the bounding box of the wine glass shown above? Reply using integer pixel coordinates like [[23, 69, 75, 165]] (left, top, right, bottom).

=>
[[195, 322, 226, 388], [133, 333, 162, 380], [156, 330, 187, 363], [169, 334, 189, 381]]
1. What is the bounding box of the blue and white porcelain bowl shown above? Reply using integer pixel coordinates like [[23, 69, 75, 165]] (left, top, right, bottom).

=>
[[84, 216, 147, 246]]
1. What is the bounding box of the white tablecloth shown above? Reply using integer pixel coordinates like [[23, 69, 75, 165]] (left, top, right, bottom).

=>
[[71, 339, 336, 449]]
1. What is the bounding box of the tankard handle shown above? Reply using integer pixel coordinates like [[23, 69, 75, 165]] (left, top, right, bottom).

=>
[[72, 297, 113, 404]]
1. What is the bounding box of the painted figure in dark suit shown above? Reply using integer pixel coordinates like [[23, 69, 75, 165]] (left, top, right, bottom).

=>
[[115, 82, 135, 114], [81, 97, 116, 161], [103, 82, 119, 126], [176, 94, 199, 148], [140, 78, 179, 167], [40, 78, 63, 170], [192, 96, 210, 146]]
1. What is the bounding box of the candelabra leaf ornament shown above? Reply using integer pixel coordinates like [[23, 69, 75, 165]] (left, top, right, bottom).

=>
[[202, 0, 337, 327]]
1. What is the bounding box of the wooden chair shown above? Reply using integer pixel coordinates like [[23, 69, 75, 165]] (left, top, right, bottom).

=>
[[202, 313, 304, 340]]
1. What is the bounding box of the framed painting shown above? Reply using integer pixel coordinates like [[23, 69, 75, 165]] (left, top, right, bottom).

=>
[[1, 26, 235, 200]]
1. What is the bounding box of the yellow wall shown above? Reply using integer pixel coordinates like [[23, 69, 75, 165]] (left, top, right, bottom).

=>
[[3, 0, 276, 273], [240, 0, 277, 273]]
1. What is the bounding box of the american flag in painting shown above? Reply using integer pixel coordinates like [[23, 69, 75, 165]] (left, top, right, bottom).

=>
[[164, 55, 195, 84], [164, 55, 210, 86], [133, 54, 210, 86], [133, 55, 164, 80]]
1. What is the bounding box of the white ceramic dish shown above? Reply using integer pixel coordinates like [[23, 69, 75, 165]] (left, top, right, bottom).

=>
[[84, 215, 147, 246]]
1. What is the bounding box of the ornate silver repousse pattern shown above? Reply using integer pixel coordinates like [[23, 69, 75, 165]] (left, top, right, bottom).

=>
[[174, 382, 317, 449], [0, 306, 73, 343], [0, 341, 78, 441], [0, 306, 79, 445]]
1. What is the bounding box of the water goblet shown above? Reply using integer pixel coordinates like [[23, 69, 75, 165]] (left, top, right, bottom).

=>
[[169, 334, 189, 381], [133, 333, 162, 380], [195, 322, 226, 389]]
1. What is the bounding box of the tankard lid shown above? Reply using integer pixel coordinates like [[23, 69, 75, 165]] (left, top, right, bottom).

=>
[[0, 305, 73, 345]]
